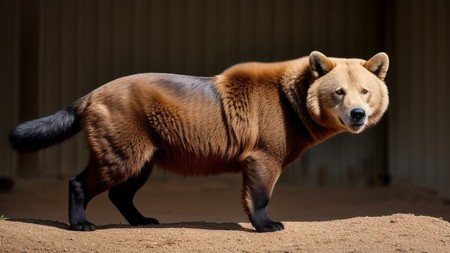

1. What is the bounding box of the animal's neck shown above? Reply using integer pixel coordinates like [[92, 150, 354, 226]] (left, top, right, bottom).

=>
[[280, 62, 339, 147]]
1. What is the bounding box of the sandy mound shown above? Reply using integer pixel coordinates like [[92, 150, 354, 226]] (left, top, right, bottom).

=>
[[1, 214, 450, 252], [1, 177, 450, 252]]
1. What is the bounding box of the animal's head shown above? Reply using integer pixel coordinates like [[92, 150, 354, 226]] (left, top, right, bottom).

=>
[[306, 51, 389, 134]]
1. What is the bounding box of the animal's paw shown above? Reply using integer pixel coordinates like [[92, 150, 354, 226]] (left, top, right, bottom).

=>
[[255, 221, 284, 233], [141, 217, 160, 225], [70, 221, 96, 231], [131, 217, 160, 226]]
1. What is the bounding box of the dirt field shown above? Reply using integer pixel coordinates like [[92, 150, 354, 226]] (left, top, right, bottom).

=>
[[1, 175, 450, 252]]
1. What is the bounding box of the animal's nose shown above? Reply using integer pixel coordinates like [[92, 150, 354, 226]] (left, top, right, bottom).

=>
[[350, 108, 365, 121]]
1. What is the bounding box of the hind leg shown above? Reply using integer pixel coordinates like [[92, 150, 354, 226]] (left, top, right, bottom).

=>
[[68, 161, 130, 231], [70, 104, 157, 230], [68, 169, 104, 231], [108, 162, 159, 226]]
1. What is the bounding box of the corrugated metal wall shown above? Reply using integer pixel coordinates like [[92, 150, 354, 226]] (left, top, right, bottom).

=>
[[0, 0, 20, 178], [1, 0, 448, 195], [388, 0, 450, 199]]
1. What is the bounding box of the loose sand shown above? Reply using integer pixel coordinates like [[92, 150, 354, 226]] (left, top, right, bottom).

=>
[[1, 176, 450, 252]]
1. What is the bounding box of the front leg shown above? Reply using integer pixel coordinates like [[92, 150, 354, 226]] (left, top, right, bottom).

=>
[[242, 151, 284, 232]]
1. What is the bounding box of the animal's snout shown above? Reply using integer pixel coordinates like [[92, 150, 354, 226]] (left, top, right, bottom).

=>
[[350, 108, 365, 121]]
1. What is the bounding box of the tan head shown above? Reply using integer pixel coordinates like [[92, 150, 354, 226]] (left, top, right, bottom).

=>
[[306, 51, 389, 134]]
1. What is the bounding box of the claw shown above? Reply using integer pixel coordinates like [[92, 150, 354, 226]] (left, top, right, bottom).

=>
[[131, 217, 160, 226], [255, 221, 284, 233], [70, 221, 96, 231]]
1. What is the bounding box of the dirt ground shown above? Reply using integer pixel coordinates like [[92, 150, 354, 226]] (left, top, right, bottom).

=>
[[1, 175, 450, 252]]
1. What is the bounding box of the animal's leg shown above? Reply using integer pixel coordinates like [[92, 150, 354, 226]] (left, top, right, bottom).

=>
[[108, 162, 159, 226], [242, 151, 284, 232], [69, 98, 156, 231], [68, 159, 135, 231], [68, 167, 108, 231]]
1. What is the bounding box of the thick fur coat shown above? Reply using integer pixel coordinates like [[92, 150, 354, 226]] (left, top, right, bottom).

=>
[[10, 51, 389, 232]]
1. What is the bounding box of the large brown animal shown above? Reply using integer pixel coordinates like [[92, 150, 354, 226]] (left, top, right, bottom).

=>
[[10, 51, 389, 232]]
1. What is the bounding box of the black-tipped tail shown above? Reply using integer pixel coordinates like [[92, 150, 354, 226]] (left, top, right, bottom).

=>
[[9, 106, 81, 151]]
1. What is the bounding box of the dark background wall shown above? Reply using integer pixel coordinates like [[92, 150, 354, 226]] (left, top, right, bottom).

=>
[[1, 0, 449, 199]]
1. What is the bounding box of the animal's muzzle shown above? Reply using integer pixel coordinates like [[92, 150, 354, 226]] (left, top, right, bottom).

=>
[[348, 108, 366, 131]]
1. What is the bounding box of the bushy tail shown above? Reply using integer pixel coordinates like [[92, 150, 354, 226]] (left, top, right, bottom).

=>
[[9, 105, 81, 151]]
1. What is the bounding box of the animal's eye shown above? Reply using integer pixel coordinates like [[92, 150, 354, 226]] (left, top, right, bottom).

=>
[[335, 88, 345, 96], [361, 89, 369, 95]]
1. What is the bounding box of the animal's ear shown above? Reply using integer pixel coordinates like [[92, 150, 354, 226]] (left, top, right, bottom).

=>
[[309, 51, 335, 78], [364, 52, 389, 81]]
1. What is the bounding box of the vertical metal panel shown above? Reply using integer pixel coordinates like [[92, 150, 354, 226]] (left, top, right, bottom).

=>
[[133, 0, 151, 74], [149, 0, 169, 72], [113, 0, 135, 77], [60, 0, 81, 176], [184, 0, 205, 74], [436, 0, 450, 200], [290, 0, 312, 56], [16, 0, 42, 178], [0, 0, 19, 178], [39, 0, 62, 177], [388, 0, 450, 199], [203, 1, 221, 73], [97, 0, 114, 83]]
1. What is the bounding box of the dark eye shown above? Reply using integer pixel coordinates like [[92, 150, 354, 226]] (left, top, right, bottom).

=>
[[335, 88, 345, 96], [361, 89, 369, 95]]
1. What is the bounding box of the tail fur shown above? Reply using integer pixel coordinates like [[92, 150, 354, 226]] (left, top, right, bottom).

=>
[[9, 105, 81, 151]]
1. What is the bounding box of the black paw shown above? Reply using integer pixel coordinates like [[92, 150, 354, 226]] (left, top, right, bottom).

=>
[[70, 221, 96, 231], [130, 217, 160, 226], [255, 221, 284, 233]]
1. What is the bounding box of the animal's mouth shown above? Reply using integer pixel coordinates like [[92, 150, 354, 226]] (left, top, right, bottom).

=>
[[339, 117, 365, 132], [350, 123, 365, 131]]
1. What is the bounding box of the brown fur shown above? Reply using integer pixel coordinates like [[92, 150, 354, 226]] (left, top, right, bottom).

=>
[[10, 51, 389, 232]]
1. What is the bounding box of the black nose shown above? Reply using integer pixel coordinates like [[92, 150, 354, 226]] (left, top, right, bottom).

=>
[[350, 108, 365, 121]]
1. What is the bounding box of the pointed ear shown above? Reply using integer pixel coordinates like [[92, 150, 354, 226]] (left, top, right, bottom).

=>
[[309, 51, 335, 77], [364, 52, 389, 80]]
